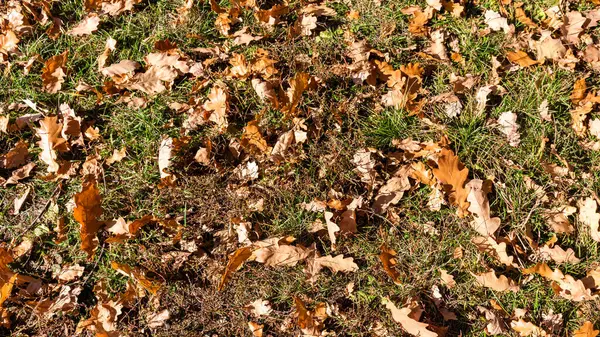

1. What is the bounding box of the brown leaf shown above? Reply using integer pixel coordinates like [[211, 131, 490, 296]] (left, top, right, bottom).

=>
[[539, 244, 580, 264], [383, 298, 438, 337], [105, 147, 127, 165], [294, 297, 328, 336], [571, 78, 587, 105], [3, 162, 36, 186], [68, 13, 100, 36], [55, 264, 85, 282], [218, 246, 253, 291], [36, 116, 68, 172], [379, 244, 402, 285], [510, 319, 547, 336], [73, 178, 103, 259], [111, 262, 161, 295], [432, 148, 470, 217], [241, 120, 270, 155], [439, 269, 456, 288], [305, 253, 358, 283], [203, 85, 230, 132], [574, 321, 599, 337], [0, 141, 28, 169], [506, 51, 537, 67], [472, 270, 519, 292], [248, 321, 263, 337], [41, 50, 68, 93], [466, 179, 501, 237], [578, 197, 600, 241], [477, 306, 506, 335]]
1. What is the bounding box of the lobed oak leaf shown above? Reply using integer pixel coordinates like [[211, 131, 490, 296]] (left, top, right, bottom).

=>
[[477, 306, 506, 335], [240, 120, 270, 155], [3, 162, 36, 186], [472, 270, 519, 292], [73, 178, 103, 259], [383, 297, 438, 337], [578, 197, 600, 241], [510, 319, 547, 336], [294, 297, 328, 336], [439, 269, 456, 288], [466, 179, 501, 237], [539, 244, 580, 264], [432, 148, 470, 217], [485, 10, 512, 33], [379, 244, 402, 285], [111, 262, 162, 295], [574, 321, 599, 337], [203, 85, 230, 132], [41, 50, 68, 93], [0, 140, 28, 169], [245, 299, 272, 317], [67, 13, 100, 36]]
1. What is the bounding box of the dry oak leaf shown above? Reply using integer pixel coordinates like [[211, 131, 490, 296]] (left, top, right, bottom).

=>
[[574, 321, 599, 337], [158, 136, 176, 187], [539, 244, 580, 264], [498, 111, 520, 147], [294, 297, 328, 336], [73, 178, 103, 259], [472, 270, 519, 292], [543, 205, 576, 234], [248, 321, 263, 337], [523, 263, 595, 301], [379, 244, 402, 285], [55, 264, 85, 282], [571, 78, 587, 105], [36, 116, 69, 173], [3, 162, 36, 186], [203, 85, 230, 132], [240, 120, 270, 155], [68, 13, 100, 36], [218, 246, 253, 291], [477, 306, 506, 335], [0, 140, 28, 169], [245, 299, 272, 317], [472, 236, 516, 268], [105, 147, 126, 165], [466, 179, 501, 237], [41, 50, 68, 93], [439, 269, 456, 288], [111, 262, 162, 295], [383, 297, 438, 337], [432, 148, 470, 217], [485, 10, 512, 33], [305, 253, 358, 283], [510, 319, 547, 336], [578, 197, 600, 241], [506, 51, 537, 67]]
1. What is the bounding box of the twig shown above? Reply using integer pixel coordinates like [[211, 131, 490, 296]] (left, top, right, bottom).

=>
[[14, 184, 61, 241]]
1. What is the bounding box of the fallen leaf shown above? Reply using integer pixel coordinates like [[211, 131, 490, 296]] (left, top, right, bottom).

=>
[[111, 262, 161, 295], [55, 264, 85, 282], [432, 148, 470, 217], [498, 111, 520, 147], [472, 270, 519, 292], [245, 299, 272, 317], [383, 298, 438, 337], [36, 117, 68, 172], [485, 10, 512, 33], [510, 319, 547, 336], [477, 306, 506, 335], [507, 51, 537, 67], [0, 140, 28, 169], [539, 244, 580, 264], [574, 321, 599, 337], [12, 187, 30, 215], [248, 321, 263, 337], [105, 147, 126, 165], [466, 179, 501, 237], [41, 50, 68, 93], [218, 246, 253, 291], [294, 297, 328, 336], [147, 309, 170, 328], [579, 197, 600, 241], [379, 244, 402, 285], [439, 269, 456, 288], [73, 178, 103, 259], [68, 13, 100, 36]]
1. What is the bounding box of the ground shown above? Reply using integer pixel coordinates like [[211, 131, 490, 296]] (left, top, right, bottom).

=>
[[2, 0, 600, 336]]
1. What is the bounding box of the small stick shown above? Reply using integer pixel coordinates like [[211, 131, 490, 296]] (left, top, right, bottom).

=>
[[14, 183, 61, 241]]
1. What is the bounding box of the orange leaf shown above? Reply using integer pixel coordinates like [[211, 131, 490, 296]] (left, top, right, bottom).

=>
[[431, 148, 470, 217], [574, 321, 599, 337], [379, 244, 402, 285], [506, 50, 538, 67], [41, 50, 68, 93], [218, 246, 253, 291], [73, 178, 103, 259]]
